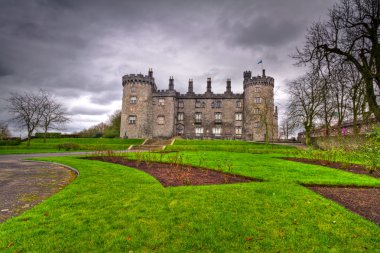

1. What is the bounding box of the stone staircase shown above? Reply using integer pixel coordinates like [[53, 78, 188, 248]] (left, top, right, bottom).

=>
[[129, 138, 175, 151]]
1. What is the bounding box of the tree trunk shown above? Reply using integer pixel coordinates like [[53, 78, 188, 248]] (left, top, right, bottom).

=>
[[44, 126, 48, 143], [363, 75, 380, 120]]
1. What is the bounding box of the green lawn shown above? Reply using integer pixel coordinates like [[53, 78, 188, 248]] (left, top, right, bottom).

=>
[[0, 138, 144, 154], [0, 148, 379, 252]]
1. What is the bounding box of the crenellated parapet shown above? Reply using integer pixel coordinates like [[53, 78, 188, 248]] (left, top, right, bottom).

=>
[[122, 73, 156, 89], [243, 69, 274, 88]]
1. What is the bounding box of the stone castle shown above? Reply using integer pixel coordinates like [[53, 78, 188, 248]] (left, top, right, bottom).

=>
[[120, 69, 278, 141]]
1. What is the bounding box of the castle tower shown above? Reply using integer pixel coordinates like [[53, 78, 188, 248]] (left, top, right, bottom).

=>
[[243, 69, 278, 141], [120, 69, 156, 138]]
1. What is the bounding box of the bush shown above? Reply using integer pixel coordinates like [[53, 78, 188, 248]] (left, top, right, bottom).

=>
[[35, 132, 62, 138], [57, 143, 81, 151], [0, 139, 22, 146]]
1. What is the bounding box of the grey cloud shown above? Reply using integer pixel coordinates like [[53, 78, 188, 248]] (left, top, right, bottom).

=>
[[69, 106, 110, 116], [0, 0, 336, 134]]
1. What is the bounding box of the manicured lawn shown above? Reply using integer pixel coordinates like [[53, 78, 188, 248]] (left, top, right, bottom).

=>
[[0, 138, 144, 154], [0, 149, 379, 252]]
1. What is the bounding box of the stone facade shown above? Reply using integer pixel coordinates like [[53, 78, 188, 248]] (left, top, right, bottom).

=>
[[120, 69, 278, 141]]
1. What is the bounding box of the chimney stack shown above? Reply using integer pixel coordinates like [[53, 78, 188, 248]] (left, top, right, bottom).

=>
[[206, 77, 212, 93], [226, 78, 232, 93], [262, 69, 266, 77], [169, 76, 174, 90], [148, 68, 153, 78], [188, 79, 194, 93]]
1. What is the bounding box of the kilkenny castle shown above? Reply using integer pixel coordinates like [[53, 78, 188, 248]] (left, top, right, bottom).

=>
[[120, 69, 278, 141]]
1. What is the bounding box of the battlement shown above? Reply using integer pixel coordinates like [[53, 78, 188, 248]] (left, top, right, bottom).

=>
[[122, 73, 155, 87], [244, 76, 274, 88]]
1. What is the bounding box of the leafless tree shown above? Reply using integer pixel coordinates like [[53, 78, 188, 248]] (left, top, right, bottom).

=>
[[7, 91, 48, 146], [294, 0, 380, 120], [279, 114, 296, 140], [287, 74, 324, 145], [40, 91, 70, 142], [0, 122, 11, 140]]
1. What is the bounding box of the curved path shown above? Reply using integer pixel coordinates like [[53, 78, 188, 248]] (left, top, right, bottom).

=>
[[0, 151, 131, 222]]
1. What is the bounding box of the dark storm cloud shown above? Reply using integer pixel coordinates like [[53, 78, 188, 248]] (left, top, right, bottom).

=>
[[0, 0, 336, 134]]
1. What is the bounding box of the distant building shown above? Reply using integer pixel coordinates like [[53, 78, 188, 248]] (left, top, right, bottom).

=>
[[120, 69, 278, 140]]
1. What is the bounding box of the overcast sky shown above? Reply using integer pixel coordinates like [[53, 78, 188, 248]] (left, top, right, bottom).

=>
[[0, 0, 335, 136]]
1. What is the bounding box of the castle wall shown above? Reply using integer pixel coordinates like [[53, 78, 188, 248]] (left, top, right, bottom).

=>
[[152, 94, 176, 138], [178, 97, 244, 139]]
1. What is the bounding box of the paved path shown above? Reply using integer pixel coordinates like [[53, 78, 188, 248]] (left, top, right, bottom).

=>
[[0, 150, 140, 222]]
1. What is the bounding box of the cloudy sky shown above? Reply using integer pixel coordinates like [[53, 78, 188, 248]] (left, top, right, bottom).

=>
[[0, 0, 335, 135]]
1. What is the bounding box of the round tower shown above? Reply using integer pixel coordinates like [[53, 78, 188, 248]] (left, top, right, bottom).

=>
[[243, 69, 277, 141], [120, 69, 156, 138]]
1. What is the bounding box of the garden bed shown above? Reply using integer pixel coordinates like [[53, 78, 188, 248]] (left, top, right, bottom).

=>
[[306, 186, 380, 226], [87, 156, 259, 187], [283, 157, 380, 178]]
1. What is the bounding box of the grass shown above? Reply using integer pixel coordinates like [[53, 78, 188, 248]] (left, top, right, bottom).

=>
[[0, 138, 144, 154], [0, 146, 379, 252], [166, 139, 296, 154]]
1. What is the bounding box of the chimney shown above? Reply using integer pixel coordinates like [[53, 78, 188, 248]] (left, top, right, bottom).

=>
[[262, 69, 266, 77], [148, 68, 153, 77], [169, 76, 174, 90], [207, 77, 212, 93], [226, 78, 232, 93], [188, 79, 194, 93]]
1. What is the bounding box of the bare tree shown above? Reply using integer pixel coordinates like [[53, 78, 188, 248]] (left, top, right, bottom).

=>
[[294, 0, 380, 120], [279, 114, 296, 140], [0, 122, 11, 140], [7, 91, 48, 146], [40, 92, 70, 143], [287, 74, 324, 145]]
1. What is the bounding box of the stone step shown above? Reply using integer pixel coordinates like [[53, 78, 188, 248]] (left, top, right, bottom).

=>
[[144, 138, 173, 146], [129, 145, 164, 151]]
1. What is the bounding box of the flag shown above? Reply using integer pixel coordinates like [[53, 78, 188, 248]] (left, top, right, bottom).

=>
[[257, 59, 263, 64]]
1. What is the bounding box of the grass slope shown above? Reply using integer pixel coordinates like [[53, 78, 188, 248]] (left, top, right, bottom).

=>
[[0, 138, 143, 154], [0, 150, 379, 252]]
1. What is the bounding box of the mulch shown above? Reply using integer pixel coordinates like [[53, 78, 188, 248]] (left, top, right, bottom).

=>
[[283, 157, 380, 226], [87, 156, 259, 187], [283, 157, 380, 178], [307, 186, 380, 226]]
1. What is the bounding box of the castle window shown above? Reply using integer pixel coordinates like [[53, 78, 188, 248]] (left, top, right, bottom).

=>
[[212, 126, 222, 137], [254, 108, 260, 114], [158, 98, 165, 106], [195, 127, 204, 136], [130, 96, 137, 104], [157, 116, 165, 125], [235, 112, 242, 121], [128, 115, 136, 124], [236, 100, 242, 108], [215, 112, 222, 120], [178, 101, 184, 108], [235, 127, 242, 136], [254, 122, 261, 128], [195, 100, 203, 108], [195, 112, 202, 123], [255, 97, 261, 104], [255, 87, 260, 92], [177, 112, 184, 121], [212, 100, 221, 108]]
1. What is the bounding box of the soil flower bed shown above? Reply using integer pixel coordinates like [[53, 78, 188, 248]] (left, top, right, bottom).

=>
[[283, 157, 380, 178], [87, 156, 259, 187]]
